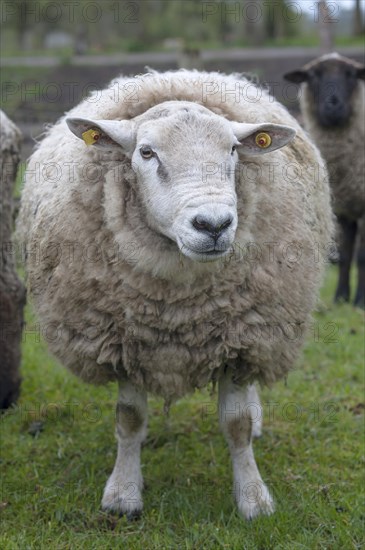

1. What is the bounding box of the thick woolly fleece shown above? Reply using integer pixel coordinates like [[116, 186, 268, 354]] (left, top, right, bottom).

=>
[[0, 111, 25, 409], [17, 71, 333, 401], [300, 54, 365, 220]]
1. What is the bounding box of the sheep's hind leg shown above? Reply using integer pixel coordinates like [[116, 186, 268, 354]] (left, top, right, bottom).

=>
[[218, 369, 274, 520], [335, 217, 357, 303], [354, 215, 365, 308], [249, 384, 263, 438], [101, 380, 147, 519]]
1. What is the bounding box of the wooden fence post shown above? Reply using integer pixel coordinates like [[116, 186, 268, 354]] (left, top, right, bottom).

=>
[[318, 0, 335, 53]]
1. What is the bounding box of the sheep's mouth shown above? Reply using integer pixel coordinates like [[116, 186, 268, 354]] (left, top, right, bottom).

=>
[[319, 115, 349, 128], [179, 242, 231, 263], [318, 107, 351, 128]]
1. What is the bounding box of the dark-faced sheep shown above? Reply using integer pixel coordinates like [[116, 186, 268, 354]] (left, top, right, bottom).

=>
[[285, 53, 365, 308]]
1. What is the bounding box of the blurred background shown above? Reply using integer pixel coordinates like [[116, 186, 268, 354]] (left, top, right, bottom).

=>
[[1, 0, 364, 160]]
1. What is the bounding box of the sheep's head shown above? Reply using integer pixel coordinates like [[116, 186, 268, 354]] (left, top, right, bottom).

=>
[[67, 102, 295, 263], [284, 53, 365, 128]]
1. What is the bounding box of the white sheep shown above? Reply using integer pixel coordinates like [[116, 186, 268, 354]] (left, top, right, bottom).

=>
[[17, 70, 333, 520], [284, 53, 365, 307]]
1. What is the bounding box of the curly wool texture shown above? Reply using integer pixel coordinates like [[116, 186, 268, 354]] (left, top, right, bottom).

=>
[[0, 111, 25, 409], [300, 58, 365, 220], [18, 71, 333, 401]]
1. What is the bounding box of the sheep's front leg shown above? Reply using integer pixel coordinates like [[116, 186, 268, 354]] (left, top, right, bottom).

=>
[[101, 380, 147, 519], [219, 370, 274, 520]]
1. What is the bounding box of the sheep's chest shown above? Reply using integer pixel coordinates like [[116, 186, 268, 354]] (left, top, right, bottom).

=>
[[115, 283, 251, 400]]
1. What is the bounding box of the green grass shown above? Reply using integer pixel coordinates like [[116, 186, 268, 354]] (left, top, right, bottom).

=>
[[1, 267, 364, 549], [2, 34, 364, 56], [264, 33, 365, 48]]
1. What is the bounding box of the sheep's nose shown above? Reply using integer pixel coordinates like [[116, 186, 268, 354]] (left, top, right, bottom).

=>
[[192, 215, 233, 239], [326, 94, 342, 108]]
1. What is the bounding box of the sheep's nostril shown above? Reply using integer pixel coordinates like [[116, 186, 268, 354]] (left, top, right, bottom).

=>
[[327, 95, 341, 107], [192, 215, 233, 237], [192, 215, 211, 232], [219, 218, 233, 231]]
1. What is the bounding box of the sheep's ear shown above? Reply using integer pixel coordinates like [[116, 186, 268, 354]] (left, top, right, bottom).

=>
[[356, 66, 365, 80], [283, 70, 308, 83], [231, 122, 296, 156], [66, 117, 135, 154]]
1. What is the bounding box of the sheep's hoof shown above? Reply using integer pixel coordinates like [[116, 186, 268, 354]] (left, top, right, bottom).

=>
[[236, 481, 274, 520], [101, 480, 143, 520], [334, 289, 350, 304], [126, 509, 142, 522], [354, 293, 365, 310]]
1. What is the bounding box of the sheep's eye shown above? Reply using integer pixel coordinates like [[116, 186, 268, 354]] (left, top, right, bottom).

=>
[[140, 146, 154, 159], [231, 145, 236, 155]]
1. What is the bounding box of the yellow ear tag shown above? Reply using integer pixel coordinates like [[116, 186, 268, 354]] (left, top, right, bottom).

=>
[[255, 132, 272, 149], [82, 129, 101, 146]]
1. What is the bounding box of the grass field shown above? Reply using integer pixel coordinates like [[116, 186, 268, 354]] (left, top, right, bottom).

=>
[[1, 267, 364, 549]]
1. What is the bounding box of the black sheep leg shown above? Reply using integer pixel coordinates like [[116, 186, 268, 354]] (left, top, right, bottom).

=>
[[335, 217, 357, 303], [354, 215, 365, 308]]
